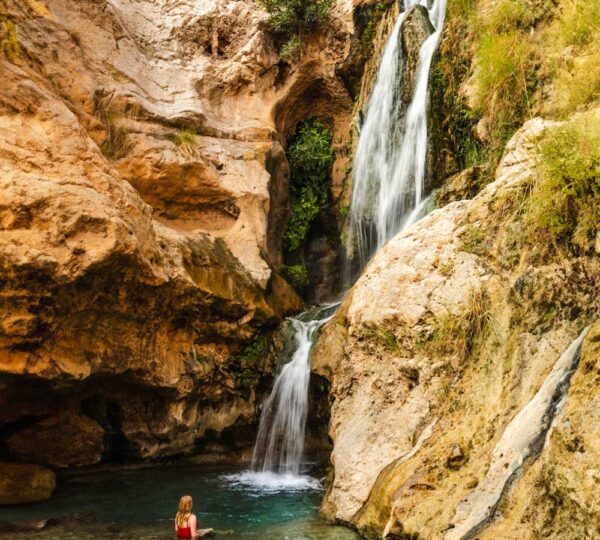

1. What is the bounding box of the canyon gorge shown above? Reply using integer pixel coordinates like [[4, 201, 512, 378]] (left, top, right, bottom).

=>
[[1, 0, 599, 539]]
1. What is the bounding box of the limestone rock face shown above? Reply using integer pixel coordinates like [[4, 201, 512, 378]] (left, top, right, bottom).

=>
[[0, 463, 56, 505], [314, 118, 600, 537], [0, 0, 354, 462]]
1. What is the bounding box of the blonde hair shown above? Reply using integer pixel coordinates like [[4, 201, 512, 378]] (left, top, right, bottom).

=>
[[176, 495, 193, 527]]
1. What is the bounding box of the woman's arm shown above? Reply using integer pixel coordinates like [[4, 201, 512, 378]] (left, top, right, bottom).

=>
[[189, 514, 198, 537]]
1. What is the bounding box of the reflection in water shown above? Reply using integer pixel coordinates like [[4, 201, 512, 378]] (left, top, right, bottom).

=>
[[0, 465, 359, 540]]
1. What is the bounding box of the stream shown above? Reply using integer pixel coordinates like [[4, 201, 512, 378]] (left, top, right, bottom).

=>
[[0, 464, 359, 540]]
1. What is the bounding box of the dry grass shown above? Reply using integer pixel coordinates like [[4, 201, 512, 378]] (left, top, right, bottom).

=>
[[0, 18, 21, 63], [94, 92, 132, 160], [428, 289, 493, 365]]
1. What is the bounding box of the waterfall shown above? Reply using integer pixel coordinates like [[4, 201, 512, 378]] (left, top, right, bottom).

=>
[[244, 0, 446, 486], [347, 0, 447, 271], [250, 304, 337, 476]]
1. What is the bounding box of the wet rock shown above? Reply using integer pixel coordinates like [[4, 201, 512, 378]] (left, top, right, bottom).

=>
[[0, 463, 56, 504], [400, 5, 434, 104]]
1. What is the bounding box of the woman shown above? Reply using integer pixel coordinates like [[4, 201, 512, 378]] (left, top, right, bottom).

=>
[[175, 495, 214, 538]]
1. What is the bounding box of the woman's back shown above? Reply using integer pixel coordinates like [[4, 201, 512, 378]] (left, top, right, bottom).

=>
[[175, 511, 193, 539]]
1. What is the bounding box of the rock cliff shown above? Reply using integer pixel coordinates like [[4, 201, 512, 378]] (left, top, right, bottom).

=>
[[315, 113, 600, 538], [0, 0, 356, 473]]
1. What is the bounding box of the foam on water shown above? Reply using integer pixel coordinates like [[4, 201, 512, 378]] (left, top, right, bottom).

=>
[[221, 471, 322, 494]]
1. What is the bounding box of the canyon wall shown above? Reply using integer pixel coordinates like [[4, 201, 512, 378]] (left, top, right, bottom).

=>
[[0, 0, 358, 479]]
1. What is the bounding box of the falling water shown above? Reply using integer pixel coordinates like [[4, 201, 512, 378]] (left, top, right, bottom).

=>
[[347, 0, 447, 270], [247, 0, 446, 486], [250, 304, 337, 476]]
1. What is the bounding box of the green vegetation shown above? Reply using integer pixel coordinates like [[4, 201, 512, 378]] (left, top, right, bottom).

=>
[[284, 117, 335, 252], [430, 41, 483, 173], [258, 0, 332, 59], [525, 119, 600, 254], [94, 92, 131, 160], [232, 335, 269, 387], [280, 264, 309, 289], [472, 1, 537, 152], [280, 35, 301, 61], [172, 127, 197, 148], [547, 0, 600, 116], [558, 0, 600, 47]]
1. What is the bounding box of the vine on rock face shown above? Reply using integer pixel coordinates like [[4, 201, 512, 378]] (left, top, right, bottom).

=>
[[258, 0, 332, 59]]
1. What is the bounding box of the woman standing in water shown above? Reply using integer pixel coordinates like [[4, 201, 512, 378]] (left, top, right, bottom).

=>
[[175, 495, 214, 538]]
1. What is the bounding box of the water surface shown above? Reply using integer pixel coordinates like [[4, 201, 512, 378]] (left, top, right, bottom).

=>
[[0, 464, 358, 540]]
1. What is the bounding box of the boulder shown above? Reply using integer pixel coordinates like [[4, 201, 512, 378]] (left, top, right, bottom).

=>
[[0, 463, 56, 505], [6, 410, 105, 468]]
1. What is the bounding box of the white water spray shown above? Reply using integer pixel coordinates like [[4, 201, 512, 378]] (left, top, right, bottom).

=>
[[250, 305, 337, 476], [348, 0, 447, 269]]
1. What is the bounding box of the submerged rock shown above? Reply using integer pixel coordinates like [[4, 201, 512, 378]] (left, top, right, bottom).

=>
[[0, 463, 56, 505]]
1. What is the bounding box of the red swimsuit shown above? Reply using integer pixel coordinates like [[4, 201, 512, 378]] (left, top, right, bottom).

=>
[[176, 516, 192, 539]]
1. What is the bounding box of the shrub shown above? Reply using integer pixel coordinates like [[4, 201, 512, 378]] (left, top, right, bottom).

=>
[[281, 264, 309, 288], [258, 0, 332, 58], [284, 118, 335, 252], [525, 119, 600, 253]]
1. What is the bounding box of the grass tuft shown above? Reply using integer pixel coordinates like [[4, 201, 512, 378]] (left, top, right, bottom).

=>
[[173, 127, 197, 148], [0, 19, 21, 63], [94, 92, 132, 160], [525, 118, 600, 254]]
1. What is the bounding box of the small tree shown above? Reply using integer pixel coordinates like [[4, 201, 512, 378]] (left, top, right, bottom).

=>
[[258, 0, 333, 59]]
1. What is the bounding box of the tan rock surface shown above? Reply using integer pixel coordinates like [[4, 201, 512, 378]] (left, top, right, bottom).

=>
[[0, 0, 355, 461], [314, 118, 600, 537]]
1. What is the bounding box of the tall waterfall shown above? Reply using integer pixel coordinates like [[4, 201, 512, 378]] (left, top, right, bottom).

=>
[[347, 0, 447, 270], [250, 304, 337, 476], [245, 0, 446, 485]]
